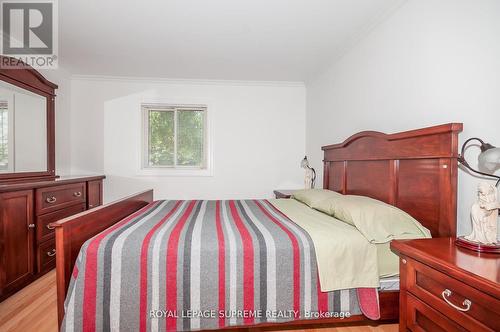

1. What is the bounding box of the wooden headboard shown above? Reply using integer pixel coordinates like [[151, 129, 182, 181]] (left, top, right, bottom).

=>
[[322, 123, 463, 237]]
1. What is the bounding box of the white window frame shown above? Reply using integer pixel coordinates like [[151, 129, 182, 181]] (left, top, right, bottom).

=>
[[0, 97, 14, 173], [140, 103, 213, 177]]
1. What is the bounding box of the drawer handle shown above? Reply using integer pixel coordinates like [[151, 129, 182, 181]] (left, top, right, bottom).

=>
[[441, 289, 472, 312], [46, 249, 56, 257], [46, 224, 55, 230], [28, 223, 36, 229], [73, 191, 82, 197], [46, 196, 57, 204]]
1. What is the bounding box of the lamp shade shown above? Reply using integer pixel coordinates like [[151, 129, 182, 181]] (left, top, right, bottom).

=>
[[301, 156, 309, 168], [478, 147, 500, 173]]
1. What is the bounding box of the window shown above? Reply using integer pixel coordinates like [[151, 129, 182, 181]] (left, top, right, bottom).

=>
[[0, 100, 12, 172], [142, 104, 207, 170]]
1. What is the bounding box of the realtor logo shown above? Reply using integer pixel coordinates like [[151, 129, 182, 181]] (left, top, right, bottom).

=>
[[0, 0, 58, 69]]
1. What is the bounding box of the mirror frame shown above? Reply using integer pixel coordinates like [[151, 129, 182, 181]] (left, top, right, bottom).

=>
[[0, 55, 58, 183]]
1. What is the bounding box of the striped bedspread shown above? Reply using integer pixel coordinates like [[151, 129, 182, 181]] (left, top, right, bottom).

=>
[[63, 200, 368, 332]]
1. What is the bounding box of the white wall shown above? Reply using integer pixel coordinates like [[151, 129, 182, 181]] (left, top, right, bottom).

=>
[[306, 0, 500, 236], [70, 78, 306, 202]]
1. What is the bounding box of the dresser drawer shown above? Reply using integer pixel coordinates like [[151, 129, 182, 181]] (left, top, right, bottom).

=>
[[406, 258, 500, 331], [37, 239, 56, 273], [36, 203, 86, 243], [36, 183, 86, 215], [407, 293, 465, 332]]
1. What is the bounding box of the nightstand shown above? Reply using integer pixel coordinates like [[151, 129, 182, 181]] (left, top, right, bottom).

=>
[[273, 190, 297, 199], [391, 237, 500, 332]]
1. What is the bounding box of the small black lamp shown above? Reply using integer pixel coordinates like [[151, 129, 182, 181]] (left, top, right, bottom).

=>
[[300, 156, 316, 189]]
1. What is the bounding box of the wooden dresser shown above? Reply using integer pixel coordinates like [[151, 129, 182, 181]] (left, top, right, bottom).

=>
[[391, 237, 500, 332], [0, 175, 105, 301]]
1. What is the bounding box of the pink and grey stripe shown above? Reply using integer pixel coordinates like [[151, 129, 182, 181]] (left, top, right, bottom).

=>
[[62, 200, 363, 332]]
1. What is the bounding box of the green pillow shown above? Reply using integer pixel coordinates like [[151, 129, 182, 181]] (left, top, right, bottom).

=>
[[291, 189, 342, 208], [315, 195, 431, 243], [313, 194, 346, 215]]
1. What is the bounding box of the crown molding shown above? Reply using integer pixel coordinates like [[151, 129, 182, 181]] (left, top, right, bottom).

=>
[[70, 74, 305, 88]]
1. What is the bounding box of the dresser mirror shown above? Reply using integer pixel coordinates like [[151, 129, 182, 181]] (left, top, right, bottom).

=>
[[0, 56, 57, 182], [0, 80, 47, 173]]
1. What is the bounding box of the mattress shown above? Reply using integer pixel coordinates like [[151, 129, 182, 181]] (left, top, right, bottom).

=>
[[379, 276, 399, 291]]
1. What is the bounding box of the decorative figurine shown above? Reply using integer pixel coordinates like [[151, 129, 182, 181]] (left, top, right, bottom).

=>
[[465, 182, 500, 244]]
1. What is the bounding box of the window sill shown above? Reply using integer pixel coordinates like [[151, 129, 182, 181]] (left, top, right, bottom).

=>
[[136, 168, 213, 177]]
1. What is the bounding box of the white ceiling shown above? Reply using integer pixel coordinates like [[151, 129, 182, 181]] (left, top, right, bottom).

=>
[[60, 0, 403, 81]]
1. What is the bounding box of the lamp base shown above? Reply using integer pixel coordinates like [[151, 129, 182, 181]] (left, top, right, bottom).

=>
[[455, 236, 500, 254]]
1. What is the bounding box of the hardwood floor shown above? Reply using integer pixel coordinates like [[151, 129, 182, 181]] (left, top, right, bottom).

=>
[[0, 270, 398, 332], [0, 271, 57, 332]]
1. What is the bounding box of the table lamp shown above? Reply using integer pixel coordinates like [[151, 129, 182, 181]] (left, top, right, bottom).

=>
[[457, 137, 500, 253]]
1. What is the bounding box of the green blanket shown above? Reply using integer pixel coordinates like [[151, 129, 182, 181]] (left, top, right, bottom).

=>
[[270, 199, 399, 291]]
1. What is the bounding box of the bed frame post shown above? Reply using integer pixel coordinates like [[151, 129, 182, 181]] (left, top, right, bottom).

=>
[[51, 189, 154, 327]]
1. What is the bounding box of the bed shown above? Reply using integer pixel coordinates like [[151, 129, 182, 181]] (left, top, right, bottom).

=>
[[52, 123, 463, 331]]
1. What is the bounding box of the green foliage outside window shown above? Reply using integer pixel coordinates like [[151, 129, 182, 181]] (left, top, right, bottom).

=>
[[177, 111, 204, 166], [0, 108, 8, 171], [147, 108, 205, 168], [148, 110, 174, 166]]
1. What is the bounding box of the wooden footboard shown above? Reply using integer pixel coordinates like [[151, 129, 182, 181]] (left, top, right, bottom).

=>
[[50, 189, 153, 327]]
